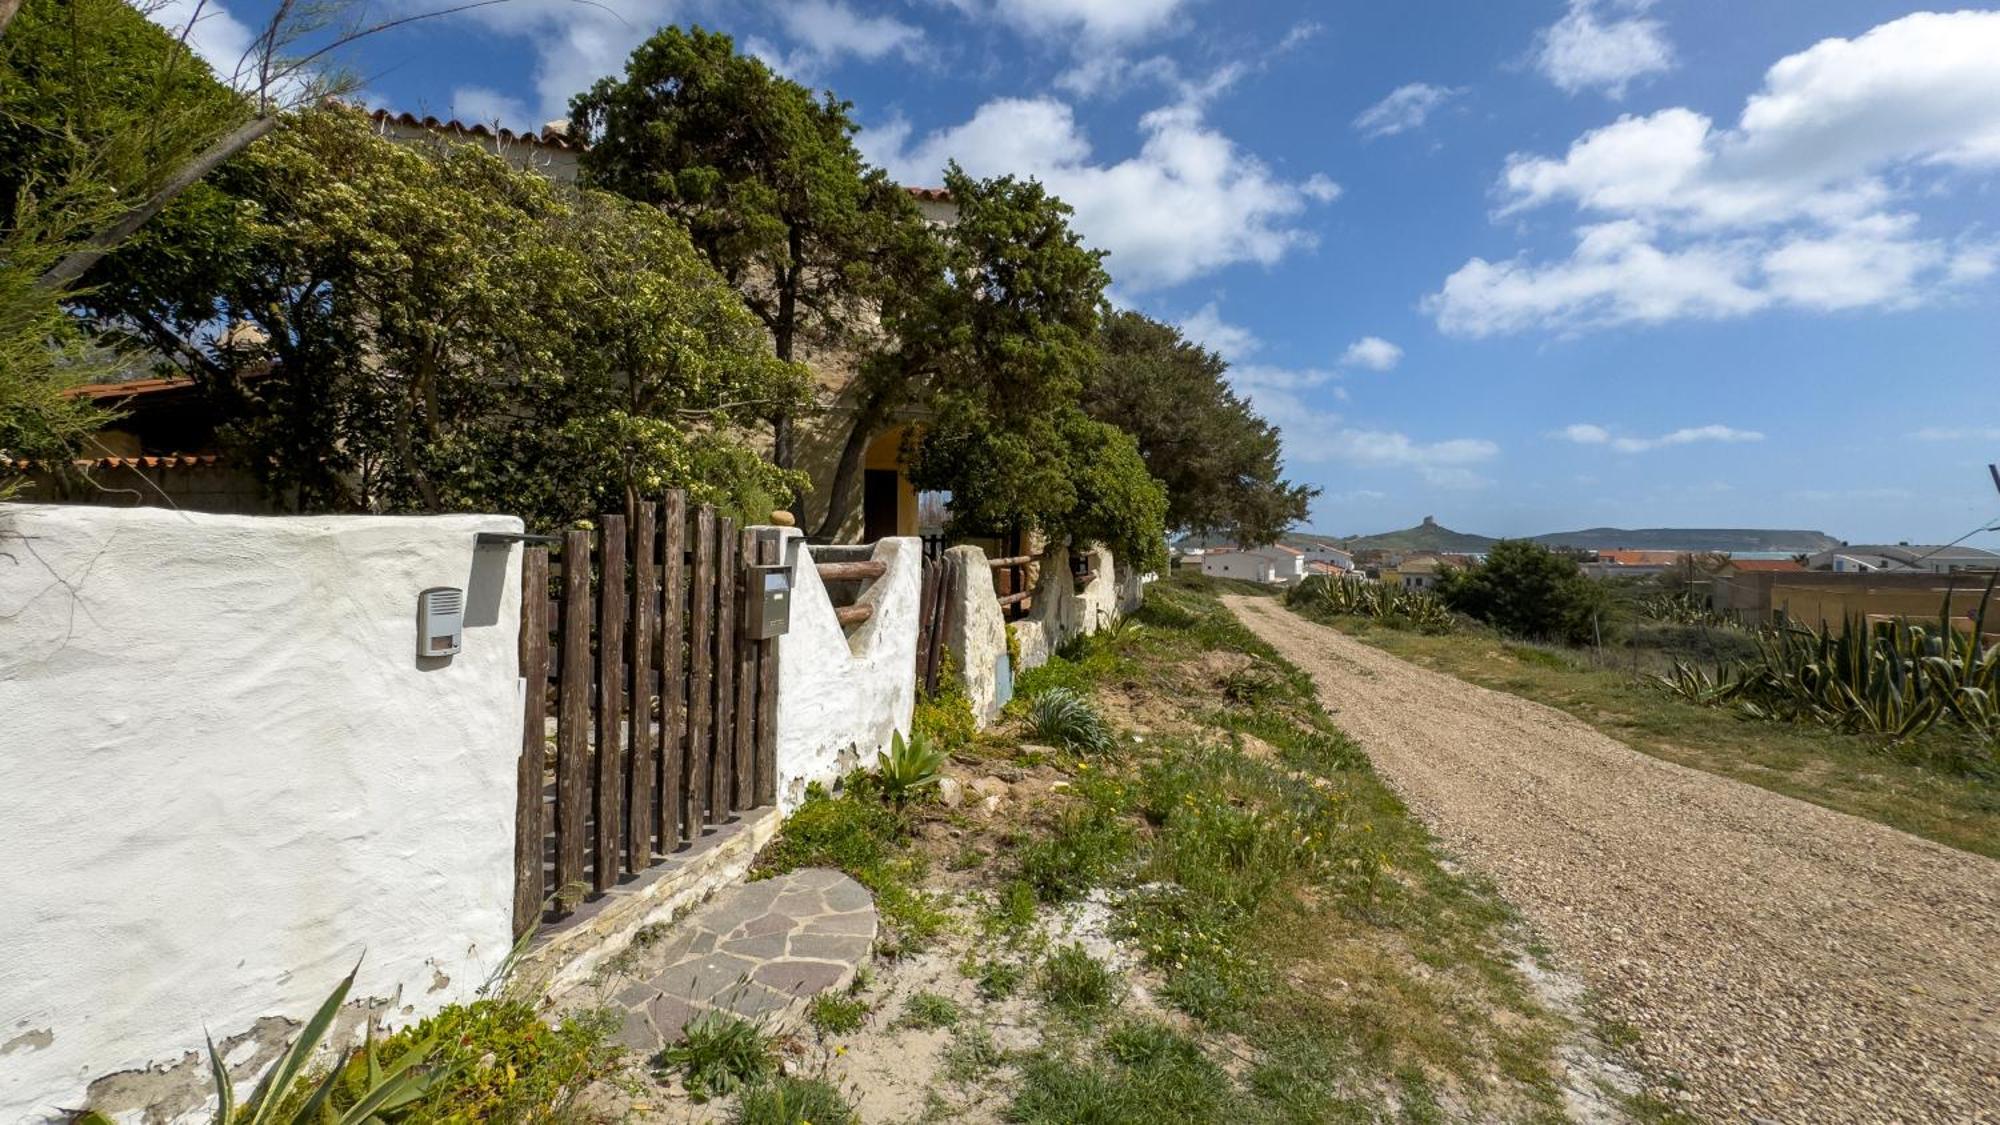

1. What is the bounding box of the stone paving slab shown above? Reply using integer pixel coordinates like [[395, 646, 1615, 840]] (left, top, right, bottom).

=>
[[598, 868, 877, 1054]]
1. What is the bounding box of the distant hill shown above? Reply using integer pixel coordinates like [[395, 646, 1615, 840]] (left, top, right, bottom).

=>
[[1180, 519, 1841, 556], [1342, 517, 1497, 553], [1529, 527, 1840, 552]]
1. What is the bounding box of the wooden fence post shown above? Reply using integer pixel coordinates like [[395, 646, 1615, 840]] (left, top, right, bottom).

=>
[[627, 503, 658, 872], [754, 530, 781, 808], [555, 529, 591, 910], [733, 526, 757, 813], [594, 514, 627, 893], [713, 517, 737, 818], [513, 546, 549, 937], [687, 505, 716, 832], [661, 491, 687, 847]]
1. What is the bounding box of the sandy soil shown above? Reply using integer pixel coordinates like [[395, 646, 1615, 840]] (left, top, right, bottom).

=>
[[1225, 596, 2000, 1123]]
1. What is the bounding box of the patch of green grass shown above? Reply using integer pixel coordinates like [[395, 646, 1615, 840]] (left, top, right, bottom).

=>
[[755, 783, 951, 950], [1009, 1023, 1233, 1123], [940, 1024, 1006, 1083], [969, 958, 1025, 1000], [659, 1013, 773, 1103], [1017, 779, 1133, 903], [1310, 613, 2000, 859], [807, 992, 868, 1036], [898, 991, 963, 1029], [1038, 944, 1119, 1015], [732, 1076, 858, 1125], [983, 878, 1040, 935]]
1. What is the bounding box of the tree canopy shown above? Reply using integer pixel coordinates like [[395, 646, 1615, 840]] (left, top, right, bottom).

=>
[[901, 166, 1168, 570], [571, 24, 929, 477], [1435, 539, 1612, 645], [1086, 309, 1315, 546]]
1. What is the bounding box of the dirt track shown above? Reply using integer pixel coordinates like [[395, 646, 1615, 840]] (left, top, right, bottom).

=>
[[1225, 596, 2000, 1123]]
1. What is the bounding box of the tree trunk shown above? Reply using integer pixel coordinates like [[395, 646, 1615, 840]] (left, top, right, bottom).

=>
[[811, 387, 894, 542], [37, 114, 282, 293], [771, 227, 802, 479]]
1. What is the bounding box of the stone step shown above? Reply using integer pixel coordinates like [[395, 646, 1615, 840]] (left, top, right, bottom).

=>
[[591, 868, 877, 1053]]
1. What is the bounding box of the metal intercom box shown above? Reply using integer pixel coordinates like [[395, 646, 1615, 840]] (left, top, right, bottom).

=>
[[418, 587, 464, 657], [744, 563, 792, 639]]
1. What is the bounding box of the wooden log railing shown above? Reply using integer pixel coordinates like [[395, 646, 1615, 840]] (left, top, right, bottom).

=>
[[990, 554, 1035, 619], [818, 555, 887, 629]]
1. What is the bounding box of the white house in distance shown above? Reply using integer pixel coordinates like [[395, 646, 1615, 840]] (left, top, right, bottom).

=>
[[1806, 544, 2000, 575], [1302, 544, 1354, 572], [1200, 544, 1307, 585]]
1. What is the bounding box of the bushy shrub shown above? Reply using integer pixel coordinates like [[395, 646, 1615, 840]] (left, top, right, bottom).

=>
[[1434, 540, 1609, 645]]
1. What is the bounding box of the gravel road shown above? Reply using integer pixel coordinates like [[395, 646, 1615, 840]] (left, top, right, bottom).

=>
[[1226, 596, 2000, 1123]]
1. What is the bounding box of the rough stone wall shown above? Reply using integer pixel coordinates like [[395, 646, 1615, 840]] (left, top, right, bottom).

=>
[[771, 531, 920, 809], [0, 505, 524, 1122], [944, 542, 1140, 729]]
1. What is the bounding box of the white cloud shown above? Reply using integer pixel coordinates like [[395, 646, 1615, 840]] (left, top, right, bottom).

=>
[[1339, 336, 1402, 371], [434, 0, 689, 117], [752, 0, 925, 80], [1533, 0, 1673, 98], [993, 0, 1189, 44], [1435, 11, 2000, 334], [1558, 422, 1765, 452], [863, 96, 1338, 291], [146, 0, 310, 102], [1310, 430, 1499, 487], [1178, 302, 1259, 362], [450, 86, 534, 132], [1353, 83, 1460, 139], [1912, 426, 2000, 442]]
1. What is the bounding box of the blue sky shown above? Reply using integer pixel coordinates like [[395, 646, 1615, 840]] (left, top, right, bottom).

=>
[[160, 0, 2000, 545]]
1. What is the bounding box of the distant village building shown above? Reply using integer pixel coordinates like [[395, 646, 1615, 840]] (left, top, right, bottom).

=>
[[1805, 544, 2000, 575], [1200, 544, 1307, 585], [1302, 544, 1355, 571]]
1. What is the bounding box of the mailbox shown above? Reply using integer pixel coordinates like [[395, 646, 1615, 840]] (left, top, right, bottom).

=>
[[744, 563, 793, 639]]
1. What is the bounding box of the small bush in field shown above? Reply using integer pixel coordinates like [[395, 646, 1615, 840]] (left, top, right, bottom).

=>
[[732, 1076, 858, 1125], [1040, 944, 1119, 1013], [1027, 687, 1114, 754], [808, 992, 868, 1035], [660, 1013, 774, 1101]]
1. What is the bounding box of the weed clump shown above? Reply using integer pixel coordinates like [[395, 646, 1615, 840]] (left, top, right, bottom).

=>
[[1026, 686, 1115, 754], [1039, 943, 1119, 1014], [660, 1013, 774, 1102], [732, 1076, 857, 1124]]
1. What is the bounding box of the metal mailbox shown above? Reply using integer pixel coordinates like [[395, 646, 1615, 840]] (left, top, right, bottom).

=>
[[744, 563, 793, 639]]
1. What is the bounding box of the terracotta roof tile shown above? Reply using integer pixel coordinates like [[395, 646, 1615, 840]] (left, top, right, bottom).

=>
[[368, 108, 580, 151], [3, 454, 222, 473]]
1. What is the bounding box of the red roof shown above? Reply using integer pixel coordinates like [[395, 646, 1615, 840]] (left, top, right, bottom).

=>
[[64, 376, 199, 402], [906, 186, 952, 202], [3, 454, 222, 473], [369, 108, 580, 151]]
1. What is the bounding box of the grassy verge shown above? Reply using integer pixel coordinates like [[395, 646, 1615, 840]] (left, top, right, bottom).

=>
[[742, 575, 1618, 1122], [1297, 610, 1999, 859]]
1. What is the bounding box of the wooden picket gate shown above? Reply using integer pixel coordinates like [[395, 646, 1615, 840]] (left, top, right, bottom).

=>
[[512, 490, 783, 937]]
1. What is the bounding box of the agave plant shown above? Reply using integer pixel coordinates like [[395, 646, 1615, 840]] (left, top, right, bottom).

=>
[[1658, 575, 1998, 748], [876, 729, 947, 807], [211, 961, 449, 1124], [1286, 574, 1455, 633]]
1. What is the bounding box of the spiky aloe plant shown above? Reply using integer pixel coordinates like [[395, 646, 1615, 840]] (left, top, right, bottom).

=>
[[876, 729, 947, 808]]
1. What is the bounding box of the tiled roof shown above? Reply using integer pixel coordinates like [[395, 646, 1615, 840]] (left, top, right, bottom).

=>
[[369, 108, 580, 151], [906, 186, 952, 201], [3, 454, 223, 473]]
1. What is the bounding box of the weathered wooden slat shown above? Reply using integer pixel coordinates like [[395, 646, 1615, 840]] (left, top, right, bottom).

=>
[[835, 602, 876, 626], [627, 502, 658, 872], [733, 525, 757, 813], [988, 554, 1034, 569], [513, 546, 550, 937], [687, 504, 716, 831], [817, 559, 888, 582], [661, 490, 688, 846], [712, 516, 737, 819], [594, 514, 627, 893], [927, 554, 953, 696], [555, 529, 591, 911], [754, 531, 781, 808], [914, 556, 938, 687], [996, 590, 1033, 608]]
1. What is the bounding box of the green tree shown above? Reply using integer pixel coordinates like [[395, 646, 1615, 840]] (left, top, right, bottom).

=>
[[899, 166, 1168, 569], [570, 25, 927, 482], [1085, 309, 1315, 545], [117, 106, 807, 526], [1435, 539, 1612, 645]]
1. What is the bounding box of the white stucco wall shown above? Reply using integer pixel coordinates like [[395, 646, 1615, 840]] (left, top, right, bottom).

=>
[[1200, 552, 1276, 584], [772, 532, 919, 810], [0, 504, 524, 1122]]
